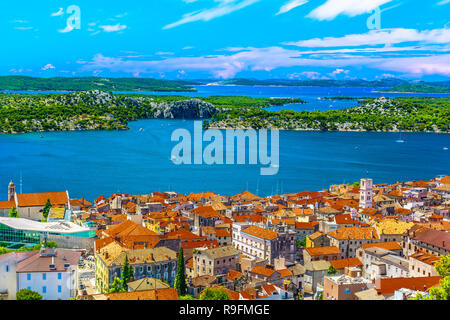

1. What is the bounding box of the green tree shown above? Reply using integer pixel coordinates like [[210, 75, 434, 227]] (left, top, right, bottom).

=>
[[174, 247, 187, 296], [121, 255, 132, 290], [8, 207, 19, 218], [16, 289, 43, 300], [42, 199, 52, 221], [200, 287, 230, 300], [108, 277, 125, 293], [327, 266, 337, 276], [179, 295, 197, 300], [352, 181, 360, 188], [297, 237, 306, 248], [435, 255, 450, 278]]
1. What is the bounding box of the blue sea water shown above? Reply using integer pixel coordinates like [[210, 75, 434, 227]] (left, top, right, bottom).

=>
[[0, 86, 449, 201]]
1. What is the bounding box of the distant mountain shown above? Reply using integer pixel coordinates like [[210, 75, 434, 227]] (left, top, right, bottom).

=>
[[211, 78, 411, 88], [0, 76, 198, 92]]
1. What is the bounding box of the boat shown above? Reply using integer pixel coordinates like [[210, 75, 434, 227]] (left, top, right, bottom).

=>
[[139, 128, 143, 132], [396, 133, 405, 143], [444, 147, 449, 151]]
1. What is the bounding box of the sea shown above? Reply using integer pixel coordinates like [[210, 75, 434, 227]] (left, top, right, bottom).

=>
[[0, 86, 449, 200]]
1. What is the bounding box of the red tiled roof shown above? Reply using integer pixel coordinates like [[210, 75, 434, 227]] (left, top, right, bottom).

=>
[[107, 288, 178, 300], [329, 257, 363, 270], [375, 276, 442, 295], [242, 225, 278, 240], [305, 246, 341, 256], [17, 191, 68, 207]]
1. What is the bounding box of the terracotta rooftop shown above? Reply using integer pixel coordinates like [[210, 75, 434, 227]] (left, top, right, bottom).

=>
[[305, 246, 341, 256], [242, 225, 278, 240], [328, 226, 379, 240], [374, 276, 442, 295], [107, 288, 178, 300], [16, 249, 81, 273], [329, 257, 363, 270], [17, 191, 68, 207], [361, 241, 402, 251]]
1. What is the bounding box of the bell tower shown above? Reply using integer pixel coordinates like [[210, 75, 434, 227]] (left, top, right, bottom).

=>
[[359, 178, 373, 209], [8, 180, 16, 201]]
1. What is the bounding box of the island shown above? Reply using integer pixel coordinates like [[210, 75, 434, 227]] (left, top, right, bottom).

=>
[[0, 91, 304, 133], [375, 84, 450, 94], [0, 76, 198, 92]]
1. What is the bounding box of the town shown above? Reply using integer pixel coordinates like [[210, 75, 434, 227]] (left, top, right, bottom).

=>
[[0, 175, 449, 301]]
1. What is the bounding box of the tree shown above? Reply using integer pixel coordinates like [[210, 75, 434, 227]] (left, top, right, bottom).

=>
[[297, 237, 306, 248], [200, 287, 230, 300], [174, 247, 187, 296], [327, 266, 337, 276], [42, 199, 52, 221], [121, 255, 132, 291], [8, 207, 19, 218], [435, 255, 450, 278], [108, 277, 125, 293], [352, 181, 360, 188], [16, 289, 43, 300], [179, 295, 197, 300]]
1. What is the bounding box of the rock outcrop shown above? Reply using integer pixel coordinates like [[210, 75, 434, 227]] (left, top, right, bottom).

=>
[[153, 99, 218, 119]]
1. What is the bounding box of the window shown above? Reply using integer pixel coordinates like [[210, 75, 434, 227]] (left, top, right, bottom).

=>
[[58, 285, 62, 293], [344, 288, 350, 294], [5, 265, 9, 272], [58, 273, 62, 280], [42, 286, 47, 294], [27, 274, 31, 281], [42, 273, 46, 280]]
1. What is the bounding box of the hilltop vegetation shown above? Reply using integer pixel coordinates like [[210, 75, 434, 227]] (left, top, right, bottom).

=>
[[0, 76, 197, 92], [204, 97, 450, 133], [0, 91, 304, 133], [377, 84, 450, 94]]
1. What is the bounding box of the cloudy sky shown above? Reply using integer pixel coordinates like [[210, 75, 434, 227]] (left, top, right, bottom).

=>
[[1, 0, 449, 80]]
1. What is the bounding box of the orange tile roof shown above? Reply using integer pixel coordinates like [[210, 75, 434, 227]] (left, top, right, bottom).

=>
[[107, 288, 178, 300], [329, 257, 363, 270], [16, 191, 68, 207], [104, 220, 157, 237], [295, 222, 318, 229], [0, 200, 15, 209], [181, 240, 219, 250], [192, 206, 221, 218], [410, 250, 441, 266], [242, 225, 278, 241], [334, 214, 359, 225], [305, 246, 341, 256], [227, 269, 244, 281], [278, 269, 293, 278], [375, 276, 442, 295], [361, 241, 402, 251], [215, 229, 231, 238], [328, 226, 379, 240], [250, 265, 277, 277]]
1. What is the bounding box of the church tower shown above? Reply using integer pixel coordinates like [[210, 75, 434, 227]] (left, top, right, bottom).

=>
[[359, 178, 373, 209], [8, 180, 16, 201]]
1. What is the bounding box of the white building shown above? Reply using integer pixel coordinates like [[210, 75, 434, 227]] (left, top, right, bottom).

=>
[[16, 248, 81, 300], [359, 178, 373, 209], [0, 253, 17, 300]]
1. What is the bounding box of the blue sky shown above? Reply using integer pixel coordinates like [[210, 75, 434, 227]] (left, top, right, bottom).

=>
[[1, 0, 449, 80]]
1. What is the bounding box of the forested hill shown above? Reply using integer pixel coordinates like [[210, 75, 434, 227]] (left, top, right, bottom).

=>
[[0, 76, 197, 92]]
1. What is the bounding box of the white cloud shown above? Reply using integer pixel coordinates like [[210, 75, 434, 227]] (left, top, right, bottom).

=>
[[99, 23, 127, 32], [163, 0, 260, 29], [51, 8, 64, 17], [285, 28, 450, 47], [438, 0, 450, 4], [277, 0, 308, 15], [58, 25, 74, 33], [42, 64, 56, 71], [79, 47, 450, 79], [308, 0, 392, 21]]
